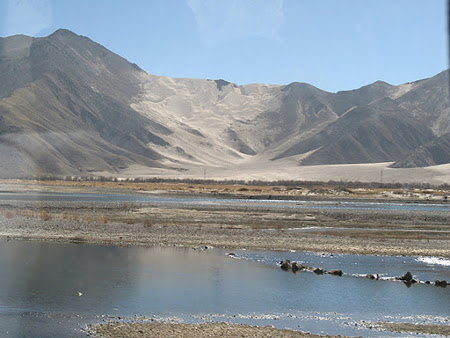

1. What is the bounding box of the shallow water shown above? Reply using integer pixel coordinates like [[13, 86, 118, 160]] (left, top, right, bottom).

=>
[[0, 240, 448, 337], [1, 191, 449, 212]]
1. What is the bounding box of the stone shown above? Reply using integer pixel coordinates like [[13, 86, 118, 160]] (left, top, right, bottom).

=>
[[435, 280, 448, 287], [291, 262, 305, 272], [399, 271, 413, 282], [280, 259, 291, 270], [328, 269, 343, 276], [313, 268, 325, 274]]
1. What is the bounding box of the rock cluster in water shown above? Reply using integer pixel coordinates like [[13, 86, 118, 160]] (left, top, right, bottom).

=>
[[279, 260, 342, 276], [279, 261, 448, 288]]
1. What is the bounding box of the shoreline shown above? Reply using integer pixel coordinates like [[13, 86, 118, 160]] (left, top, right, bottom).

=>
[[1, 216, 449, 258], [86, 322, 348, 337], [0, 180, 449, 258], [86, 321, 450, 337]]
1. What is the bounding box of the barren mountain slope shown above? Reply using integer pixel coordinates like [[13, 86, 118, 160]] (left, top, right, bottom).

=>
[[391, 133, 450, 168], [395, 70, 450, 136], [273, 98, 437, 165], [0, 29, 166, 176], [0, 29, 448, 179]]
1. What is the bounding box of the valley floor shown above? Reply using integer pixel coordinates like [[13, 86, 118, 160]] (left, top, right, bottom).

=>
[[112, 161, 450, 185], [0, 179, 449, 258]]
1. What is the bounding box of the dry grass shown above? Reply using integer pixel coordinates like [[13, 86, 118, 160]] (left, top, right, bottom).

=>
[[4, 211, 14, 219], [1, 208, 55, 221], [143, 220, 153, 227], [39, 210, 52, 221]]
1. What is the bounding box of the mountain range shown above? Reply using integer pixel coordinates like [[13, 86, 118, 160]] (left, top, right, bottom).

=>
[[0, 29, 449, 179]]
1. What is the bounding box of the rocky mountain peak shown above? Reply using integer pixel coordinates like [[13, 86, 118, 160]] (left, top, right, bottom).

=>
[[0, 29, 448, 178]]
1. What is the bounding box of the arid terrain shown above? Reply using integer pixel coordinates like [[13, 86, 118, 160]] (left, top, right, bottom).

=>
[[1, 30, 449, 181], [1, 179, 449, 258]]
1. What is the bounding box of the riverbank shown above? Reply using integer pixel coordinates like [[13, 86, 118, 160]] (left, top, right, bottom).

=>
[[0, 180, 449, 257], [87, 322, 345, 337], [1, 215, 449, 258], [87, 321, 450, 337]]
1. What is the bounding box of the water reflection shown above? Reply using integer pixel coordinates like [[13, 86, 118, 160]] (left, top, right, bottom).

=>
[[0, 240, 448, 337]]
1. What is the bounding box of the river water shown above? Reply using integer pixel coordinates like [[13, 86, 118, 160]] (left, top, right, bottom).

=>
[[0, 240, 448, 337], [0, 191, 449, 212]]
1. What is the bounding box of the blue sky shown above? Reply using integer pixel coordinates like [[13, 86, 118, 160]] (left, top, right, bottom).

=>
[[0, 0, 447, 92]]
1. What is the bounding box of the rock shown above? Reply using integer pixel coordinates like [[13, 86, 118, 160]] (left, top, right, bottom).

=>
[[366, 274, 376, 280], [280, 259, 291, 270], [435, 280, 448, 287], [328, 269, 343, 276], [313, 268, 325, 274], [193, 245, 214, 251], [291, 262, 305, 272], [399, 271, 413, 282]]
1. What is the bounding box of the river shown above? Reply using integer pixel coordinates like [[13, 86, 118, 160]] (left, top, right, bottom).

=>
[[0, 240, 448, 337], [0, 191, 449, 212]]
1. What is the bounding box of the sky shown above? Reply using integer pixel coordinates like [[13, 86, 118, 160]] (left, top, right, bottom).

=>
[[0, 0, 447, 92]]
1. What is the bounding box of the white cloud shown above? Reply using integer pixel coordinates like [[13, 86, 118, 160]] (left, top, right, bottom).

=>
[[187, 0, 285, 45], [3, 0, 52, 36]]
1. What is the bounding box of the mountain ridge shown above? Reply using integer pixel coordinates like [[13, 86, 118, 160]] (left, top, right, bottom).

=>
[[0, 29, 448, 179]]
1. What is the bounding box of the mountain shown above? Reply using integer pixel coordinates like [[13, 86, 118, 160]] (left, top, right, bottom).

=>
[[390, 133, 450, 168], [0, 29, 166, 176], [0, 29, 448, 179], [272, 98, 436, 165]]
